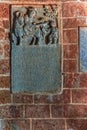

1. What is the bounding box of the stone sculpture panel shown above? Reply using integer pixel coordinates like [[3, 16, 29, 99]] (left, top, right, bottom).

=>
[[11, 5, 61, 93]]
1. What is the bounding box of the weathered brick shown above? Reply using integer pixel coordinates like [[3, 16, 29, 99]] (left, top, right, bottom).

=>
[[52, 105, 87, 118], [66, 119, 87, 130], [34, 90, 70, 104], [63, 18, 86, 29], [0, 119, 30, 130], [4, 44, 10, 57], [62, 3, 87, 17], [63, 60, 77, 72], [65, 105, 87, 118], [0, 4, 9, 19], [63, 29, 78, 43], [64, 73, 80, 88], [51, 105, 65, 118], [32, 119, 65, 130], [72, 89, 87, 103], [0, 44, 3, 57], [3, 20, 10, 29], [13, 94, 33, 104], [63, 44, 78, 59], [0, 28, 5, 39], [79, 74, 87, 87], [25, 105, 50, 118], [0, 105, 23, 118], [0, 59, 10, 74], [0, 76, 10, 88], [0, 20, 3, 27], [0, 90, 11, 104]]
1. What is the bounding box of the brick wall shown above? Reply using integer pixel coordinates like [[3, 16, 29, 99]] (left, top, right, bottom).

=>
[[0, 0, 87, 130]]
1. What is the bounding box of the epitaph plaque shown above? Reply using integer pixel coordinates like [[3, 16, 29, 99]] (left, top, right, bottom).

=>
[[80, 27, 87, 72], [11, 5, 61, 93]]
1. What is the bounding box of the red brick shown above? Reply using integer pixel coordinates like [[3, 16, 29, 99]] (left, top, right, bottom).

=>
[[13, 94, 33, 104], [3, 20, 10, 29], [0, 120, 30, 130], [52, 105, 87, 118], [0, 105, 23, 118], [51, 105, 65, 118], [0, 20, 3, 27], [0, 4, 9, 19], [4, 44, 10, 57], [0, 28, 5, 39], [25, 105, 50, 118], [0, 90, 11, 104], [63, 44, 78, 59], [64, 73, 80, 88], [0, 76, 10, 88], [63, 29, 78, 43], [63, 60, 77, 72], [79, 74, 87, 87], [72, 89, 87, 103], [65, 105, 87, 118], [0, 44, 3, 57], [62, 3, 87, 17], [67, 119, 87, 130], [32, 119, 65, 130], [34, 90, 70, 104], [0, 59, 10, 74], [63, 18, 86, 29]]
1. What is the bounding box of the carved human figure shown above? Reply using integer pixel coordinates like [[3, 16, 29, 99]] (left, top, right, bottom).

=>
[[23, 9, 36, 45], [38, 21, 52, 45], [14, 11, 24, 45]]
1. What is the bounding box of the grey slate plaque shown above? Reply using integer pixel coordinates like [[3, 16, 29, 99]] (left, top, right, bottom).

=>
[[11, 5, 61, 93], [80, 27, 87, 72]]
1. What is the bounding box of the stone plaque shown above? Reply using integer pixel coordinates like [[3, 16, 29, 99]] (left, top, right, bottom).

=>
[[80, 27, 87, 72], [11, 5, 61, 93]]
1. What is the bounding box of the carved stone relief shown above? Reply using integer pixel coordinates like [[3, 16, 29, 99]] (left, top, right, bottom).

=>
[[12, 5, 58, 46], [11, 5, 61, 93]]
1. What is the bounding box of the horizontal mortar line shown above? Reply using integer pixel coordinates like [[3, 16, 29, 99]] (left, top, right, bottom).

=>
[[63, 28, 78, 30], [1, 117, 87, 120], [63, 88, 87, 90], [0, 88, 10, 91], [63, 58, 78, 60], [69, 103, 87, 105], [0, 103, 83, 106], [0, 74, 10, 76], [0, 1, 61, 4], [62, 43, 78, 45], [62, 16, 87, 19], [0, 58, 10, 60]]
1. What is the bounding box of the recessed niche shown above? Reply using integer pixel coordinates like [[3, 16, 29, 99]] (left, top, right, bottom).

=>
[[11, 5, 61, 93]]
